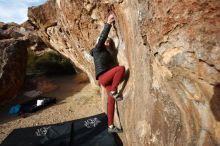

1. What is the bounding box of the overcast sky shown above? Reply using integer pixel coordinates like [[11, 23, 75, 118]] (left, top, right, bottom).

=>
[[0, 0, 47, 24]]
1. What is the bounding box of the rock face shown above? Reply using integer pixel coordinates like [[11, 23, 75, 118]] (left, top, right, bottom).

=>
[[0, 23, 28, 102], [21, 21, 49, 53], [0, 22, 48, 102], [28, 0, 220, 145]]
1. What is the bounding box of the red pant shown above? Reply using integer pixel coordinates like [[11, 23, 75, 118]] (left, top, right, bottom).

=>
[[98, 66, 125, 125]]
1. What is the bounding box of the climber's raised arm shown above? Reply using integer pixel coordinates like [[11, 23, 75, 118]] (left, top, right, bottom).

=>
[[95, 14, 115, 50]]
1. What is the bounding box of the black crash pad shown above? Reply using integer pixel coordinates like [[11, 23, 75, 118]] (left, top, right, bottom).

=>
[[1, 113, 121, 146]]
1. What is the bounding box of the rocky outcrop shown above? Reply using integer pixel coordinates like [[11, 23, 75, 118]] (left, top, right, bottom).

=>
[[0, 41, 27, 102], [0, 22, 48, 102], [0, 23, 27, 102], [28, 0, 220, 145], [21, 21, 49, 53]]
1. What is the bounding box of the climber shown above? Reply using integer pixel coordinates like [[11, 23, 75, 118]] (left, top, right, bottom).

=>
[[90, 14, 125, 133]]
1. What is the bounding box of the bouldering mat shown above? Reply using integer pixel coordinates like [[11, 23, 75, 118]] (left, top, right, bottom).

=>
[[1, 113, 120, 146]]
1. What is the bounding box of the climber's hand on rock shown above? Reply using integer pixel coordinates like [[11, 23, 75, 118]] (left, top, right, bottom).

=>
[[107, 14, 115, 24]]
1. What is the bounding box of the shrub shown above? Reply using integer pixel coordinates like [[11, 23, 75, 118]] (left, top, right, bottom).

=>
[[27, 50, 75, 75]]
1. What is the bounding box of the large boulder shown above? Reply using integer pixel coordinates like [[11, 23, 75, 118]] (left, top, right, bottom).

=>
[[0, 39, 28, 102], [0, 22, 48, 103], [0, 23, 28, 102], [28, 0, 220, 145]]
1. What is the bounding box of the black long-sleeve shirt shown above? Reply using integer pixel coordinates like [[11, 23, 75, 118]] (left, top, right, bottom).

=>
[[91, 23, 115, 80]]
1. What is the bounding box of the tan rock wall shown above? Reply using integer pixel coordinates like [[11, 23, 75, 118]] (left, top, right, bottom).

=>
[[28, 0, 220, 145]]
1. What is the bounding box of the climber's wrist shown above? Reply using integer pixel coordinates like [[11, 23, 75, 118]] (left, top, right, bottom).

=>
[[107, 21, 113, 25], [107, 14, 115, 25]]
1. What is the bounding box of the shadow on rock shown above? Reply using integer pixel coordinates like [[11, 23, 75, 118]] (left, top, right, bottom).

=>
[[119, 69, 130, 95], [210, 84, 220, 121], [116, 69, 130, 126]]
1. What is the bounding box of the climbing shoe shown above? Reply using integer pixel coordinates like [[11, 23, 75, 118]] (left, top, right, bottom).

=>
[[108, 126, 123, 133], [109, 91, 123, 101]]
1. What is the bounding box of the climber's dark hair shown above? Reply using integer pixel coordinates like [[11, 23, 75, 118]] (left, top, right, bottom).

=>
[[106, 37, 114, 49]]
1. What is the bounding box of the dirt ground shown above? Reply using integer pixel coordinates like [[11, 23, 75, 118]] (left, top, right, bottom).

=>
[[0, 74, 102, 143]]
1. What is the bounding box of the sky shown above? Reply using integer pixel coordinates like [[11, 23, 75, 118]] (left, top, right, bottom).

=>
[[0, 0, 48, 24]]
